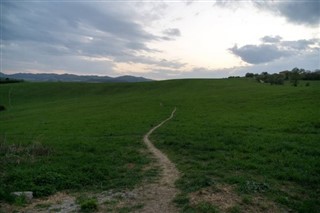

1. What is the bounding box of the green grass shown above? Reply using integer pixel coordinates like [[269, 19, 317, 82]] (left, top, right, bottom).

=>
[[0, 82, 172, 200], [152, 79, 320, 212], [1, 79, 319, 212], [76, 194, 99, 212]]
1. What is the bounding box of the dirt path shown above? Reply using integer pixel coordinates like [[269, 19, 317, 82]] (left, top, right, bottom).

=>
[[138, 107, 180, 212]]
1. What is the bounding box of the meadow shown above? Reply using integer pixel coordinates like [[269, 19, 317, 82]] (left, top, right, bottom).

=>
[[0, 79, 319, 212]]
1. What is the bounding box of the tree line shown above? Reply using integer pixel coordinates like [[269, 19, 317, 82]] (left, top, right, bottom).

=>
[[245, 68, 320, 86], [0, 77, 24, 84]]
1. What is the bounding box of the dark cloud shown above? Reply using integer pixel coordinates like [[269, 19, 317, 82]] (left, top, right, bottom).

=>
[[229, 44, 291, 64], [229, 36, 319, 65], [261, 35, 282, 43], [2, 2, 156, 47], [215, 1, 320, 26], [253, 1, 320, 26], [276, 2, 320, 26], [1, 2, 167, 75], [230, 51, 320, 77]]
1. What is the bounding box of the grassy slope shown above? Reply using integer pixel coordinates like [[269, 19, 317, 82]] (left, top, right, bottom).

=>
[[152, 79, 320, 212], [0, 82, 173, 198], [1, 79, 319, 212]]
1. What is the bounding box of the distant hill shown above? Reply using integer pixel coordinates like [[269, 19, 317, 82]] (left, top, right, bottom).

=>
[[0, 72, 152, 83]]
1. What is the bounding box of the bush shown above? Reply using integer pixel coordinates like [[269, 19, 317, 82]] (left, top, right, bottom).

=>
[[255, 73, 284, 85], [245, 73, 254, 78]]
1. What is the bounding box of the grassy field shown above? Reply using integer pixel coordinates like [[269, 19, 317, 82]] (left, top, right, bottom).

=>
[[1, 79, 319, 212]]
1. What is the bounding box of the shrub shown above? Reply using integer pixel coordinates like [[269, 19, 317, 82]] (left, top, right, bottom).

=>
[[245, 73, 254, 78], [80, 198, 98, 212]]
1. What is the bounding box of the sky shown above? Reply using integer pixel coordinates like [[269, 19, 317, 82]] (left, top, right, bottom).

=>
[[1, 0, 319, 79]]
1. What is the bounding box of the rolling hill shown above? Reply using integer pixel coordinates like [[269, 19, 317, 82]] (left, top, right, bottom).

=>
[[0, 72, 152, 83]]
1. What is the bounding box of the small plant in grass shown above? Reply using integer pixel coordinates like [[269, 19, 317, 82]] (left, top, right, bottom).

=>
[[227, 205, 241, 213], [195, 202, 220, 213], [104, 199, 118, 207], [80, 199, 98, 212], [14, 195, 27, 207], [77, 196, 98, 213], [239, 180, 270, 193], [118, 204, 144, 213], [35, 203, 52, 209], [173, 193, 189, 207], [241, 195, 253, 204], [176, 174, 215, 192]]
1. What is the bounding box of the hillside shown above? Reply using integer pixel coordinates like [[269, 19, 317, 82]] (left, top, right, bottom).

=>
[[0, 79, 319, 212], [0, 72, 152, 83]]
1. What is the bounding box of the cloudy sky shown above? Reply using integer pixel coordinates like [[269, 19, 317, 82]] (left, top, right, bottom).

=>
[[1, 1, 319, 79]]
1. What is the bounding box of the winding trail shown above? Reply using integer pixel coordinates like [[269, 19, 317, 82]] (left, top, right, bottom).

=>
[[139, 107, 180, 212]]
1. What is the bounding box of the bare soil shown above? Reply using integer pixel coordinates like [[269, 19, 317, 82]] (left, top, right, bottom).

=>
[[189, 184, 289, 213]]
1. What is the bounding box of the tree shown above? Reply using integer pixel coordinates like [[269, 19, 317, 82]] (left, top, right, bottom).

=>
[[279, 70, 290, 80], [245, 73, 254, 78], [289, 68, 301, 87]]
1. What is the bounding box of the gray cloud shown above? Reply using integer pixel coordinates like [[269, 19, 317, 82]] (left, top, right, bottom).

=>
[[158, 59, 186, 69], [163, 28, 181, 37], [230, 36, 319, 65], [215, 1, 320, 26], [276, 2, 320, 26], [114, 54, 186, 70], [229, 44, 291, 64], [148, 49, 320, 79], [253, 1, 320, 26], [161, 28, 181, 41], [281, 39, 319, 50], [2, 2, 157, 47], [261, 35, 282, 43], [1, 2, 168, 75], [230, 51, 320, 77]]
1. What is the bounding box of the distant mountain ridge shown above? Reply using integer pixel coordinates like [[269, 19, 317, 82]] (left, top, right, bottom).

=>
[[0, 72, 152, 83]]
